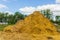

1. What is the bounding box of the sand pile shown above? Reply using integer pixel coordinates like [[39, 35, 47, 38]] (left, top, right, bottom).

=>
[[4, 11, 57, 35], [2, 11, 60, 40]]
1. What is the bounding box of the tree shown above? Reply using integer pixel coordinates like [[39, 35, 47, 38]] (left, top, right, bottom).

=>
[[45, 9, 51, 19], [0, 12, 5, 22], [14, 12, 25, 22], [41, 9, 52, 20], [8, 14, 14, 24], [7, 12, 26, 24], [55, 16, 60, 24], [0, 11, 27, 24], [4, 12, 9, 22]]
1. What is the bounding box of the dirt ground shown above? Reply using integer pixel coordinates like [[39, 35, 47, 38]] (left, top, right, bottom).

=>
[[0, 31, 60, 40]]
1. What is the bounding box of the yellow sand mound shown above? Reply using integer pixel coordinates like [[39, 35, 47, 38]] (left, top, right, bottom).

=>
[[4, 11, 58, 35]]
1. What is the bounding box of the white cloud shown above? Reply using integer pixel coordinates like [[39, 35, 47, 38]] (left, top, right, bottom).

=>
[[5, 11, 14, 14], [0, 4, 8, 9], [19, 4, 60, 15], [37, 4, 60, 11], [0, 4, 13, 15], [56, 0, 60, 3], [19, 7, 36, 15]]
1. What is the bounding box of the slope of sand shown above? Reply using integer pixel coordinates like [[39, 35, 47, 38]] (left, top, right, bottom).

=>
[[1, 11, 60, 40], [5, 11, 57, 34], [0, 32, 60, 40]]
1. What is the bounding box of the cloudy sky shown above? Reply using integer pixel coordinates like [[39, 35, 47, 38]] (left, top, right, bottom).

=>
[[0, 0, 60, 15]]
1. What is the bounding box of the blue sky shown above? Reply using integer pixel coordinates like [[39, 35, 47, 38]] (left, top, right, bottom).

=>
[[0, 0, 55, 12], [0, 0, 60, 15]]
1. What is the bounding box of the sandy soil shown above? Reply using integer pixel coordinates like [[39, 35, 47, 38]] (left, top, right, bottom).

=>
[[0, 31, 60, 40]]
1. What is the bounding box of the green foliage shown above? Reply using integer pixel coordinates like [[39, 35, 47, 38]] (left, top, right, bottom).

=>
[[53, 16, 60, 25], [41, 9, 52, 19], [8, 14, 15, 24], [0, 24, 8, 31], [0, 12, 27, 25], [8, 12, 26, 24], [56, 16, 60, 22]]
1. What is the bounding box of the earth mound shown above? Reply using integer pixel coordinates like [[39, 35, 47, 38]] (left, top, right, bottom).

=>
[[4, 11, 58, 35]]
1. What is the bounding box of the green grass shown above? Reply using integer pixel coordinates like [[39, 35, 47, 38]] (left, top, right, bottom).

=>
[[56, 25, 60, 29], [55, 25, 60, 32], [0, 24, 8, 31]]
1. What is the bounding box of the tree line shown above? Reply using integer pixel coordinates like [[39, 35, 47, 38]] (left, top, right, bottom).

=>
[[0, 12, 27, 24], [0, 9, 60, 25], [41, 9, 60, 25]]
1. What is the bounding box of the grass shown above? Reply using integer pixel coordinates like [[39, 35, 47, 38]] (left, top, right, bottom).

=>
[[56, 25, 60, 29], [0, 24, 8, 31]]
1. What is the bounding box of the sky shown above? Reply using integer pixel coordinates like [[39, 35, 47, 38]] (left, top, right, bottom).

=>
[[0, 0, 60, 15]]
